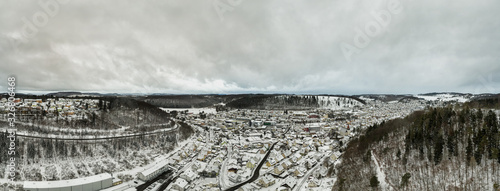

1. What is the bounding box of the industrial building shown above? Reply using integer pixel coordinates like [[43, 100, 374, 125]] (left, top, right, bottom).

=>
[[137, 159, 170, 181], [23, 173, 112, 191]]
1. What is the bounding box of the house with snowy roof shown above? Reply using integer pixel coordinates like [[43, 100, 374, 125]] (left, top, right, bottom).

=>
[[293, 166, 307, 177], [257, 174, 276, 188], [273, 165, 285, 175], [281, 159, 293, 169], [170, 178, 189, 191], [180, 169, 199, 182], [307, 178, 321, 188]]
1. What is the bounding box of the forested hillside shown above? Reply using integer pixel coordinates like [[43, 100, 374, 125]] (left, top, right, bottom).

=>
[[0, 120, 193, 182], [226, 95, 364, 110], [138, 94, 241, 108], [466, 94, 500, 109], [333, 106, 500, 190], [0, 96, 194, 182]]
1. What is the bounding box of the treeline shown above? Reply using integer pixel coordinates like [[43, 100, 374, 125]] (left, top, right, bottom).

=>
[[106, 97, 172, 130], [342, 111, 422, 159], [20, 132, 179, 162], [225, 94, 277, 108], [226, 95, 323, 109], [0, 131, 20, 165], [140, 95, 230, 108], [10, 122, 195, 181], [0, 93, 60, 101], [10, 132, 179, 181], [108, 97, 170, 119], [334, 105, 500, 190], [405, 107, 499, 166], [178, 121, 194, 141], [465, 94, 500, 109]]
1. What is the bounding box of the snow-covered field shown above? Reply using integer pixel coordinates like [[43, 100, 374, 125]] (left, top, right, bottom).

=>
[[415, 93, 472, 103], [317, 96, 364, 110], [161, 107, 216, 114]]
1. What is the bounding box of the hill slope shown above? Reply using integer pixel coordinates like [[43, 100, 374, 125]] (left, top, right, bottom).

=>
[[334, 105, 500, 190], [226, 95, 364, 110]]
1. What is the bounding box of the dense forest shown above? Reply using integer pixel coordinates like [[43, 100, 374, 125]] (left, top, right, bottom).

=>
[[466, 94, 500, 109], [225, 94, 277, 109], [0, 120, 193, 181], [138, 94, 243, 108], [333, 104, 500, 190], [226, 95, 364, 109]]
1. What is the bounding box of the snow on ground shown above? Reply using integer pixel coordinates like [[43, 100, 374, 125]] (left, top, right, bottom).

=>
[[317, 96, 363, 110], [116, 136, 194, 177], [371, 151, 392, 191], [161, 107, 216, 114], [0, 124, 175, 140], [0, 134, 194, 188], [264, 177, 287, 191], [415, 93, 471, 103], [334, 158, 342, 167], [359, 96, 375, 102], [321, 177, 337, 190], [5, 121, 132, 134], [68, 162, 80, 178]]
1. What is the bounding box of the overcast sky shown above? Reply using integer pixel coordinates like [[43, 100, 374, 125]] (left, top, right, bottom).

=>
[[1, 0, 499, 94]]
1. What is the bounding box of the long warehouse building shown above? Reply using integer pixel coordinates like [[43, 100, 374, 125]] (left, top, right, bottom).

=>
[[23, 173, 112, 191]]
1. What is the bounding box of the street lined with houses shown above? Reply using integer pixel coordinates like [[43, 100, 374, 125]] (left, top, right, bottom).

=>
[[111, 95, 430, 191]]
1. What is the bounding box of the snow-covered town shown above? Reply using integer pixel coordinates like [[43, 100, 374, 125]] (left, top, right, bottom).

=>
[[0, 97, 101, 118], [0, 93, 495, 191], [154, 96, 428, 191]]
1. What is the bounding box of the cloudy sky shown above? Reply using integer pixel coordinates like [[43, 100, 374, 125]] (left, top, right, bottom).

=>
[[1, 0, 499, 94]]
